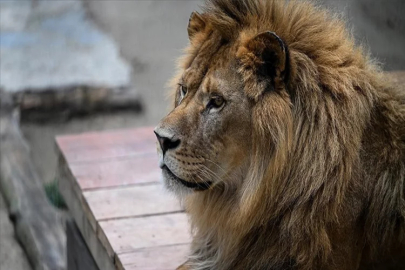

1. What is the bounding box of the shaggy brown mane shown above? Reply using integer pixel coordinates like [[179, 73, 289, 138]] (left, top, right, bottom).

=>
[[164, 0, 405, 269]]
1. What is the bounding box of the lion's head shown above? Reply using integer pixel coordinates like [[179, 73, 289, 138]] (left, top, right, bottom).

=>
[[155, 9, 294, 197], [154, 0, 375, 221]]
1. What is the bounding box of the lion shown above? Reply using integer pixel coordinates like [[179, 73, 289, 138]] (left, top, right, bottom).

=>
[[154, 0, 405, 269]]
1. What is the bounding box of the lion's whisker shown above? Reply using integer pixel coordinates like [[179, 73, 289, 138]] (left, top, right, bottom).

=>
[[196, 167, 223, 185], [204, 158, 227, 174]]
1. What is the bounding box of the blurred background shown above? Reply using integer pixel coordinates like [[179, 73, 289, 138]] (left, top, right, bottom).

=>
[[0, 0, 404, 269]]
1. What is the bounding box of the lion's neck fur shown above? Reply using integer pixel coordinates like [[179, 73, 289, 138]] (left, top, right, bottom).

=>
[[184, 82, 404, 270], [179, 0, 405, 269]]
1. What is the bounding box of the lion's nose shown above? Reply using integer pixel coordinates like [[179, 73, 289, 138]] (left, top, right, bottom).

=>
[[154, 128, 180, 155]]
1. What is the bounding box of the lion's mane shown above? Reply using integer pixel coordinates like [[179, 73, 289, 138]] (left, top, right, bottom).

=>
[[178, 0, 405, 269]]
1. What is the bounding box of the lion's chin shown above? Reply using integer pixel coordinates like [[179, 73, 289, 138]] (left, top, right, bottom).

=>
[[161, 165, 212, 193]]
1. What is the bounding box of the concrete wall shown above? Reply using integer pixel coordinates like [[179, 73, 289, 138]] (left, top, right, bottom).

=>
[[319, 0, 405, 70]]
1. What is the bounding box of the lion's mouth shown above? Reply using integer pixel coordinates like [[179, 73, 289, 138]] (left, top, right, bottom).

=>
[[162, 165, 212, 191]]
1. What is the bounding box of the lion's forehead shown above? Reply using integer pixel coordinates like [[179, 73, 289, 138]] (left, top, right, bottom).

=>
[[182, 31, 236, 92]]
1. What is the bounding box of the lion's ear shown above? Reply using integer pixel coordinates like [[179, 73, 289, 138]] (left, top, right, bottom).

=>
[[237, 31, 289, 99], [188, 12, 206, 40]]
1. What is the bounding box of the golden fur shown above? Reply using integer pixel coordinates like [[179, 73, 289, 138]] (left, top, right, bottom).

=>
[[155, 0, 405, 269]]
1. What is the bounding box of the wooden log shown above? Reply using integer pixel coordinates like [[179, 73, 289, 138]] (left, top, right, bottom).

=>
[[69, 154, 160, 190], [0, 90, 66, 270], [116, 244, 190, 270], [17, 86, 142, 122], [82, 184, 183, 220], [56, 125, 192, 269], [56, 127, 156, 164], [98, 213, 191, 255]]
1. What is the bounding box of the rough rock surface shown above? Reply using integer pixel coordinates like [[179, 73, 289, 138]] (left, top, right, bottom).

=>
[[0, 91, 66, 270], [0, 193, 32, 270], [0, 0, 131, 93]]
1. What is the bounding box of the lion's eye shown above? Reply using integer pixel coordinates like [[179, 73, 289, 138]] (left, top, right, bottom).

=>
[[207, 96, 225, 111], [179, 85, 187, 100]]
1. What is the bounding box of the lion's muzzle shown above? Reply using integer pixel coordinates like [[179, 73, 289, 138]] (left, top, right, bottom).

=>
[[154, 128, 180, 155]]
